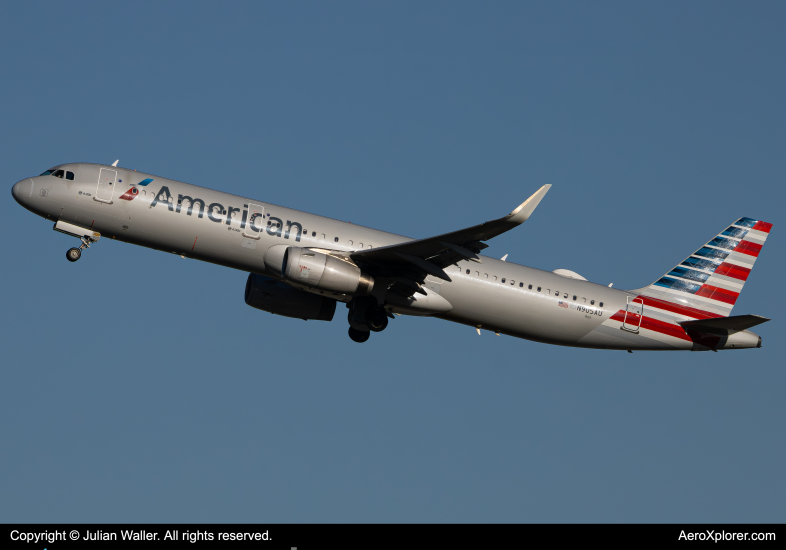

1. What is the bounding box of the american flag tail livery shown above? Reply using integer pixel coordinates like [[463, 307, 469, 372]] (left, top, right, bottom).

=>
[[638, 217, 772, 319], [590, 217, 772, 351]]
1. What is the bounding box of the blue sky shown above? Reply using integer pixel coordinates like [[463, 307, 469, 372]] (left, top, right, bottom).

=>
[[1, 1, 783, 522]]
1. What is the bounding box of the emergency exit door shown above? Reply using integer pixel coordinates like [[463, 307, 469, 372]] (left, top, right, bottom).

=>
[[95, 168, 117, 203]]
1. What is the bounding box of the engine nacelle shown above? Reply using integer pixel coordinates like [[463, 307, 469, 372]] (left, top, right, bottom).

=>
[[281, 247, 374, 295], [245, 273, 336, 321]]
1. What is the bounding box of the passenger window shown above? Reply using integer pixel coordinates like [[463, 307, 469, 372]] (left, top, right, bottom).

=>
[[466, 269, 470, 274], [528, 284, 532, 289], [599, 302, 604, 307], [493, 276, 497, 281], [66, 171, 75, 180], [349, 240, 353, 246], [554, 290, 558, 296], [52, 169, 65, 178], [564, 293, 568, 298], [334, 237, 339, 242], [591, 300, 595, 305], [520, 283, 525, 288], [572, 295, 577, 301], [582, 298, 586, 303], [537, 287, 541, 292], [475, 271, 479, 277], [484, 274, 488, 279], [312, 231, 316, 237], [510, 280, 515, 285], [358, 243, 363, 248], [501, 278, 505, 283]]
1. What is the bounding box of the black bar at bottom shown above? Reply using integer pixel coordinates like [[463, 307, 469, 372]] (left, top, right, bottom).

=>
[[2, 523, 782, 548]]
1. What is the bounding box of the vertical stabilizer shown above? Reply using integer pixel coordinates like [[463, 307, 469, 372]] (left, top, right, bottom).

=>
[[638, 218, 772, 319]]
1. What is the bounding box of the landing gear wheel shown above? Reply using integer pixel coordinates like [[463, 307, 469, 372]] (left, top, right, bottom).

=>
[[66, 248, 82, 262], [348, 327, 370, 343], [367, 310, 389, 332]]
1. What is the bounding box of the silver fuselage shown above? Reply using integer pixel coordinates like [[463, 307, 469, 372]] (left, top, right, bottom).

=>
[[11, 163, 760, 351]]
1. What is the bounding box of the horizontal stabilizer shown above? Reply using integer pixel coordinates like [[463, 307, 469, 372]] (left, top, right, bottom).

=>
[[679, 314, 770, 334]]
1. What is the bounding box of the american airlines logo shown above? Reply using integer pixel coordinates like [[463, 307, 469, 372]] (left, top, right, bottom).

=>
[[147, 185, 304, 242], [119, 178, 155, 201]]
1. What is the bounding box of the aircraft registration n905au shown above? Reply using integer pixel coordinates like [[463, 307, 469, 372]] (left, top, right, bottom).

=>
[[12, 162, 772, 350]]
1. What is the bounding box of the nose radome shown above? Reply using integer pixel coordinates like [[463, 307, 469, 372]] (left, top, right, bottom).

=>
[[12, 179, 29, 204]]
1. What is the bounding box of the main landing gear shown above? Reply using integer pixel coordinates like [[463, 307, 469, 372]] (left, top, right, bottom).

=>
[[66, 236, 94, 263], [347, 297, 393, 343]]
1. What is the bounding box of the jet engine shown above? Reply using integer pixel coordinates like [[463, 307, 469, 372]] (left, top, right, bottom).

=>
[[245, 273, 336, 321], [280, 246, 374, 295]]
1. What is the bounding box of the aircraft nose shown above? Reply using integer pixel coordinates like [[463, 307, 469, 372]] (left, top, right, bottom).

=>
[[12, 179, 28, 204]]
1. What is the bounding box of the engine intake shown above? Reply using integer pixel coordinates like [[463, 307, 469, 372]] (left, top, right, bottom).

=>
[[245, 273, 336, 321], [281, 247, 374, 295]]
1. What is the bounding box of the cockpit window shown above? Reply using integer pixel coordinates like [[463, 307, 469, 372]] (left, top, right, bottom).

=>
[[66, 171, 75, 180], [40, 169, 55, 176], [52, 169, 65, 178]]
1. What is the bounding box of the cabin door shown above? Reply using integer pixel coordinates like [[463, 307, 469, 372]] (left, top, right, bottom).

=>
[[622, 297, 644, 333], [95, 168, 117, 203]]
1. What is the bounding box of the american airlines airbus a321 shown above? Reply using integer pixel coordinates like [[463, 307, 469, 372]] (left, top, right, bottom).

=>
[[12, 162, 772, 349]]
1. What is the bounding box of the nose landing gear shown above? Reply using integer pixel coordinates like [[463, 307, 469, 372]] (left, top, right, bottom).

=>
[[65, 236, 94, 262], [53, 221, 101, 263]]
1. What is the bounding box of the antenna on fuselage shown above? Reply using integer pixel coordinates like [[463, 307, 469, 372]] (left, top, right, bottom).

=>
[[111, 160, 119, 167]]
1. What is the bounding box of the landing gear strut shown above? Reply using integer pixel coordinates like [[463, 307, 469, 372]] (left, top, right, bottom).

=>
[[65, 235, 94, 263], [346, 297, 392, 343]]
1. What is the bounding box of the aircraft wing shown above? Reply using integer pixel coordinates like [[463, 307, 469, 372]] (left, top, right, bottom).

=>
[[349, 185, 551, 294]]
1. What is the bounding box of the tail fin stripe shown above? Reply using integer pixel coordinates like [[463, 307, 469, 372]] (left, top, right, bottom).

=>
[[709, 237, 741, 250], [752, 221, 773, 233], [666, 267, 710, 282], [715, 263, 751, 281], [735, 217, 759, 228], [725, 253, 755, 268], [722, 227, 750, 238], [682, 256, 723, 271], [653, 277, 702, 293], [695, 285, 739, 305], [695, 247, 730, 261], [734, 240, 762, 257], [706, 275, 744, 290], [638, 296, 724, 320]]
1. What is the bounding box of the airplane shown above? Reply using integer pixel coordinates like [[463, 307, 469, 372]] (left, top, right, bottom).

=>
[[12, 161, 772, 350]]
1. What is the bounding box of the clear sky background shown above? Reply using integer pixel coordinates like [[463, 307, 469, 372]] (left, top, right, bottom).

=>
[[1, 1, 783, 522]]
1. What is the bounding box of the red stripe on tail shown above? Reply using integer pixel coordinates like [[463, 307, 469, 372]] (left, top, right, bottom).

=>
[[752, 221, 772, 233], [714, 262, 751, 281], [637, 296, 724, 320], [734, 240, 762, 257], [695, 285, 739, 305], [610, 311, 692, 342]]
